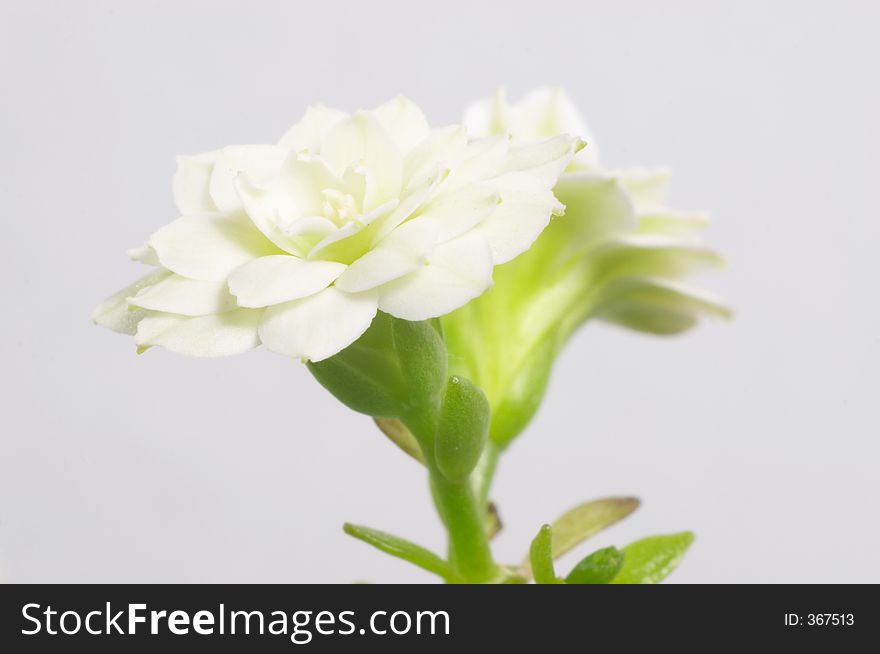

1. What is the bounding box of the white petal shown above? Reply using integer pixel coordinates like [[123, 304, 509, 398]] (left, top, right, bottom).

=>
[[415, 183, 500, 242], [173, 152, 219, 214], [127, 274, 236, 316], [448, 134, 509, 188], [462, 88, 510, 137], [127, 244, 160, 266], [638, 210, 709, 243], [279, 104, 349, 152], [228, 255, 346, 308], [372, 165, 448, 243], [502, 134, 584, 188], [136, 309, 263, 357], [234, 156, 346, 255], [510, 87, 599, 166], [477, 172, 563, 264], [149, 214, 279, 282], [371, 95, 431, 154], [403, 125, 467, 190], [378, 230, 493, 320], [92, 269, 171, 335], [320, 111, 402, 209], [334, 217, 440, 293], [208, 144, 289, 213], [552, 173, 637, 253], [306, 199, 399, 263], [612, 169, 671, 209], [258, 286, 378, 361]]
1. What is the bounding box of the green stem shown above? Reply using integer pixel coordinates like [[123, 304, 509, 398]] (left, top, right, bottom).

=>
[[472, 441, 501, 508], [405, 409, 498, 584]]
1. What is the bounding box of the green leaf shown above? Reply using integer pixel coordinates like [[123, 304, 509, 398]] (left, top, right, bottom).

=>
[[550, 497, 640, 560], [529, 524, 561, 584], [373, 418, 425, 464], [343, 523, 462, 583], [564, 546, 624, 584], [611, 531, 694, 584], [434, 376, 489, 481]]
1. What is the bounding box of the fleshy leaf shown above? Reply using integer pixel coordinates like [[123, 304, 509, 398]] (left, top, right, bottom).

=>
[[434, 375, 489, 481], [529, 525, 561, 585], [611, 531, 694, 584], [564, 546, 624, 584], [549, 497, 640, 560], [343, 523, 462, 583]]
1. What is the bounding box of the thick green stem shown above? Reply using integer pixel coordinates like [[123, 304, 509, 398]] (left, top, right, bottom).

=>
[[405, 408, 498, 584], [428, 460, 497, 583]]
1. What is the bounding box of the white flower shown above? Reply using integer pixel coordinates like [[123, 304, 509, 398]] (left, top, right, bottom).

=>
[[93, 96, 582, 361]]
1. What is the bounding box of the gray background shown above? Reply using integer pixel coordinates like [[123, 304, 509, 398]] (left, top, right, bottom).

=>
[[1, 0, 877, 583]]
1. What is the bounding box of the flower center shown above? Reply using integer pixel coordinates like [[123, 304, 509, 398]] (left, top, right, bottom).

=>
[[320, 189, 359, 227]]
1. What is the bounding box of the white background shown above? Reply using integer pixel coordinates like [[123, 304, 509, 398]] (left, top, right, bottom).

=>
[[1, 1, 877, 583]]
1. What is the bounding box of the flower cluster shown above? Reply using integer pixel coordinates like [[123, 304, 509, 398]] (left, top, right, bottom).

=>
[[93, 97, 582, 361], [443, 88, 729, 443]]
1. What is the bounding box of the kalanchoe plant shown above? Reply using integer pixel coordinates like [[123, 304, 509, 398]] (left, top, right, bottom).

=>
[[94, 89, 726, 584]]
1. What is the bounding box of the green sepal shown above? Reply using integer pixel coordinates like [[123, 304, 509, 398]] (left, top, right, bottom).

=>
[[529, 524, 562, 584], [564, 546, 624, 584], [434, 375, 489, 481], [343, 523, 463, 583], [307, 312, 448, 419], [391, 317, 447, 408], [611, 531, 694, 584]]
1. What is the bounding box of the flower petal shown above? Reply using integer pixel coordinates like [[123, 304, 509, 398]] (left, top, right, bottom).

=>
[[279, 104, 349, 152], [378, 230, 493, 320], [92, 269, 171, 335], [638, 210, 710, 243], [127, 274, 237, 316], [502, 134, 585, 188], [371, 95, 431, 154], [586, 235, 724, 281], [415, 183, 500, 242], [149, 214, 280, 282], [126, 244, 160, 266], [320, 111, 402, 209], [135, 309, 263, 357], [403, 125, 467, 190], [591, 277, 731, 334], [510, 87, 599, 166], [463, 88, 510, 137], [334, 217, 440, 293], [228, 255, 346, 308], [208, 144, 289, 213], [477, 172, 563, 264], [173, 152, 219, 215], [258, 286, 378, 361], [612, 169, 671, 209], [448, 134, 509, 188], [234, 156, 347, 255]]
